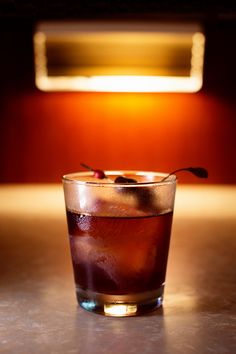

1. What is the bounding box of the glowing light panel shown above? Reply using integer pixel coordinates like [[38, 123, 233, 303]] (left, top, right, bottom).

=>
[[34, 22, 205, 92]]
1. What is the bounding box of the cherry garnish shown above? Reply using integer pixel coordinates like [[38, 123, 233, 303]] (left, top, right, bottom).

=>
[[114, 176, 154, 211], [80, 163, 106, 179], [80, 164, 208, 212], [114, 176, 137, 184], [94, 170, 106, 179], [81, 163, 208, 182]]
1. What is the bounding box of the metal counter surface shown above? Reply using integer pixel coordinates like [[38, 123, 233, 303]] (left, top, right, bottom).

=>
[[0, 185, 235, 354]]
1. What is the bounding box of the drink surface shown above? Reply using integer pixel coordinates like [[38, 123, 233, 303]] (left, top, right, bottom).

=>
[[66, 210, 173, 295]]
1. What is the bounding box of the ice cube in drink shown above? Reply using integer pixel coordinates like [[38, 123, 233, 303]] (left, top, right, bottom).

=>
[[66, 210, 173, 307]]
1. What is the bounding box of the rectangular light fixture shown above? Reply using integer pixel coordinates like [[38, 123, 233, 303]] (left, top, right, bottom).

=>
[[34, 21, 205, 93]]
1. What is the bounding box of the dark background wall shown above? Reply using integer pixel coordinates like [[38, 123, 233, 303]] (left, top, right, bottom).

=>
[[0, 2, 236, 183]]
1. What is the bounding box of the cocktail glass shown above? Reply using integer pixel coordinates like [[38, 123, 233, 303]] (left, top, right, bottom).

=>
[[62, 170, 176, 316]]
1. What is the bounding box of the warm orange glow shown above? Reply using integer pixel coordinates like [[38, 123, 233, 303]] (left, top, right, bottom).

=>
[[2, 91, 236, 183], [34, 22, 205, 93]]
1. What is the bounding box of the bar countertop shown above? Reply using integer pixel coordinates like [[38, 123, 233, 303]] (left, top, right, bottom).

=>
[[0, 185, 235, 354]]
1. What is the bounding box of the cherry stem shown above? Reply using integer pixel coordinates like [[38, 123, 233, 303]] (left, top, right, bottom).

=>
[[162, 168, 190, 181], [161, 167, 208, 181], [80, 163, 94, 171]]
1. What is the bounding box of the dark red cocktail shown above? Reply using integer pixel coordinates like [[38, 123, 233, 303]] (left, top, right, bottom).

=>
[[63, 171, 176, 316]]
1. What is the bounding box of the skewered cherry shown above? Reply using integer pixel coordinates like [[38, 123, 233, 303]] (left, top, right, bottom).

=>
[[80, 163, 106, 179]]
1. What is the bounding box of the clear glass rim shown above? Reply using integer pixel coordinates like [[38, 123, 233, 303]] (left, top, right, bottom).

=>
[[62, 170, 177, 187]]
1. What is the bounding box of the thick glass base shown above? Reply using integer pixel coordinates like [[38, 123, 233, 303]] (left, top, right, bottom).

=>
[[76, 286, 164, 317]]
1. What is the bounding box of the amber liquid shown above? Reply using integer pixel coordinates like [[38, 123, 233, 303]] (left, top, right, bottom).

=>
[[66, 210, 173, 296]]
